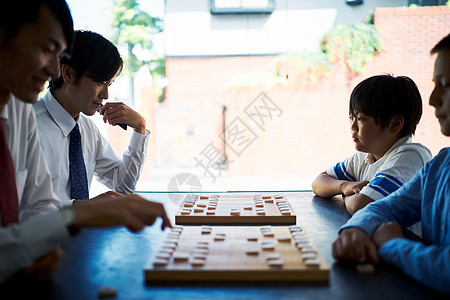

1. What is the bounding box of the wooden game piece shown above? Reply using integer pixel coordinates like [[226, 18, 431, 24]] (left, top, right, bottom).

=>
[[181, 209, 191, 215], [164, 237, 179, 244], [295, 241, 310, 249], [152, 259, 169, 267], [255, 203, 264, 208], [268, 259, 284, 267], [173, 252, 190, 262], [277, 236, 291, 243], [262, 231, 274, 237], [300, 245, 315, 253], [194, 208, 204, 213], [166, 233, 180, 240], [274, 195, 284, 199], [304, 259, 321, 267], [207, 206, 216, 210], [98, 286, 118, 299], [261, 241, 275, 251], [289, 226, 302, 232], [292, 232, 307, 239], [161, 243, 177, 251], [301, 252, 317, 260], [281, 210, 291, 216], [193, 249, 209, 255], [247, 236, 258, 242], [243, 205, 253, 210], [155, 252, 172, 260], [230, 208, 240, 216], [200, 196, 209, 199], [191, 259, 206, 266], [197, 203, 207, 207], [206, 211, 215, 215], [159, 248, 174, 255], [356, 263, 375, 274], [256, 210, 266, 215], [264, 198, 274, 203], [214, 234, 226, 241], [184, 203, 194, 207], [192, 252, 208, 260], [246, 249, 260, 255], [265, 253, 282, 260], [262, 196, 271, 199]]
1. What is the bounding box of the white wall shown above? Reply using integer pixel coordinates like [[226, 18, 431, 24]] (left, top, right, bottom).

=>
[[165, 0, 407, 57]]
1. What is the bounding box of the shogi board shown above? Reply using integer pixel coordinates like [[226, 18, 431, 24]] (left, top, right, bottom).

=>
[[175, 194, 296, 225], [144, 225, 329, 283]]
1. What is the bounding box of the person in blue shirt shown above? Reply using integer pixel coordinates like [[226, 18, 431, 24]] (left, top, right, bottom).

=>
[[332, 33, 450, 294]]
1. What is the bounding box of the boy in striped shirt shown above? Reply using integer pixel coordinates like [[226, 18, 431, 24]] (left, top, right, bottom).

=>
[[312, 75, 432, 218]]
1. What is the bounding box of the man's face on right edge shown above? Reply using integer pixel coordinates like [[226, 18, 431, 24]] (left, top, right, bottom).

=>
[[0, 6, 66, 103], [430, 49, 450, 137]]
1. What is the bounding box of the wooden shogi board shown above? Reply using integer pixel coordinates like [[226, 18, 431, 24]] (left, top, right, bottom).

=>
[[175, 194, 296, 225], [144, 225, 329, 283]]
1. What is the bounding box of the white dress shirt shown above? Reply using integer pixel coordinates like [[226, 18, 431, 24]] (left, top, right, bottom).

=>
[[0, 96, 70, 284], [34, 91, 150, 205]]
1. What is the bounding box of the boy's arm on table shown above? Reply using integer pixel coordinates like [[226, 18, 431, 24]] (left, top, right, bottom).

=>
[[312, 171, 369, 199]]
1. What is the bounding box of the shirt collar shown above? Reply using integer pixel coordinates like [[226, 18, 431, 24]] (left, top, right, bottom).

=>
[[42, 91, 77, 137], [365, 136, 412, 164], [0, 94, 14, 121]]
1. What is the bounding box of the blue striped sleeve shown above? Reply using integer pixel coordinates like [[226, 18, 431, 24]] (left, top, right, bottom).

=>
[[368, 172, 403, 197], [332, 162, 356, 181]]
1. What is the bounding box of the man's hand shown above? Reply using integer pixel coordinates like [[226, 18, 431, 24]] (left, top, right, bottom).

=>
[[332, 227, 379, 264], [100, 102, 146, 134], [371, 222, 404, 249], [74, 193, 172, 232], [341, 180, 369, 197], [24, 248, 64, 281]]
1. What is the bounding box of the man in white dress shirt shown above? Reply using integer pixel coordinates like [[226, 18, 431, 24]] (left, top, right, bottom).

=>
[[34, 30, 150, 205], [0, 0, 170, 286]]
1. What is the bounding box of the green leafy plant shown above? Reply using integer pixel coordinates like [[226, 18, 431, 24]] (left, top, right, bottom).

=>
[[320, 23, 382, 73], [110, 0, 164, 103]]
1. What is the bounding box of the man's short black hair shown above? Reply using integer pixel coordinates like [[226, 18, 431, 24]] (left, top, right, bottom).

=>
[[50, 30, 123, 91], [431, 33, 450, 54], [0, 0, 73, 49], [349, 74, 423, 138]]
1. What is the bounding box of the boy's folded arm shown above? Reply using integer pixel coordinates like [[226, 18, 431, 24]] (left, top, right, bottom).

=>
[[344, 193, 374, 215], [312, 172, 348, 198]]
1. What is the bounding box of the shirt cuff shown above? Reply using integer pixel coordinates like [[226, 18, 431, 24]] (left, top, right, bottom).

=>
[[129, 129, 150, 151]]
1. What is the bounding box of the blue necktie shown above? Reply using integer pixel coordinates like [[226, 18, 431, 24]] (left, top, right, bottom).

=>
[[69, 123, 89, 200]]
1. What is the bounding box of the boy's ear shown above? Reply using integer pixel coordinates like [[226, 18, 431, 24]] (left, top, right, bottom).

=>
[[389, 115, 404, 135], [61, 64, 76, 84]]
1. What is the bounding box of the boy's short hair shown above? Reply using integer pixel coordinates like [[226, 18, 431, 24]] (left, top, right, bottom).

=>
[[50, 30, 123, 91], [431, 33, 450, 54], [0, 0, 73, 49], [349, 74, 422, 138]]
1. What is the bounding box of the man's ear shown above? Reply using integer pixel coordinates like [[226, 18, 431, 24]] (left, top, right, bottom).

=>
[[61, 64, 76, 84], [389, 115, 404, 135]]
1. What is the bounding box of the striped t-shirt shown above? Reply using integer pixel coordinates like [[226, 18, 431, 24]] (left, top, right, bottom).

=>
[[327, 136, 432, 201]]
